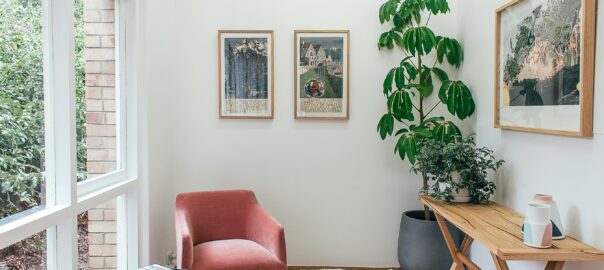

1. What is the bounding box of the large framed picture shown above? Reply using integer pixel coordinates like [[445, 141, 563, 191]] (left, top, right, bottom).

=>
[[495, 0, 596, 137], [219, 30, 274, 119], [295, 30, 349, 120]]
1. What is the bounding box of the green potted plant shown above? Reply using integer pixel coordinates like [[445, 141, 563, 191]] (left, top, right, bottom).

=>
[[376, 0, 476, 268], [413, 136, 505, 204]]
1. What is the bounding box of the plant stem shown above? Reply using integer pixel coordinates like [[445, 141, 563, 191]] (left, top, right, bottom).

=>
[[417, 55, 425, 125], [416, 53, 430, 221], [422, 173, 430, 220]]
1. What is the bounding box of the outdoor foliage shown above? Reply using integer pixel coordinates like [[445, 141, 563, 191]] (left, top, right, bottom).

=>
[[412, 136, 504, 204], [0, 0, 46, 219], [0, 0, 87, 220], [376, 0, 477, 204], [1, 0, 87, 267]]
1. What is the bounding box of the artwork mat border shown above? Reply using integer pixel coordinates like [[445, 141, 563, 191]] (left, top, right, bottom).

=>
[[294, 30, 350, 120], [493, 0, 595, 137], [218, 30, 275, 119]]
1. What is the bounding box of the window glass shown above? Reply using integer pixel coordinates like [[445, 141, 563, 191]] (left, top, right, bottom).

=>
[[76, 0, 119, 183], [0, 231, 47, 270], [78, 198, 118, 270], [0, 0, 46, 220]]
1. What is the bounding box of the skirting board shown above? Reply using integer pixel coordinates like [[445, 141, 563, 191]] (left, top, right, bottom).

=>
[[288, 267, 400, 270]]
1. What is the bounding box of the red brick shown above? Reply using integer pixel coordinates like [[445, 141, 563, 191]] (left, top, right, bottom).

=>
[[86, 100, 103, 111], [87, 124, 116, 137], [100, 36, 115, 47], [85, 23, 115, 35], [86, 112, 105, 124], [85, 62, 102, 74], [88, 149, 116, 161], [105, 112, 116, 124], [88, 244, 117, 256], [103, 100, 116, 112], [85, 36, 101, 48], [84, 0, 114, 10], [84, 10, 115, 23], [86, 87, 103, 99], [100, 61, 115, 74], [85, 48, 115, 61], [86, 74, 116, 87], [102, 88, 115, 99], [86, 137, 116, 149], [87, 161, 116, 174]]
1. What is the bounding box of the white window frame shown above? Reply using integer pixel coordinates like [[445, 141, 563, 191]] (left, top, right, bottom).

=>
[[0, 0, 142, 269]]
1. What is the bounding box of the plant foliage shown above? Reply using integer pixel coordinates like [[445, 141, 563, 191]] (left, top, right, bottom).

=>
[[412, 136, 504, 203], [376, 0, 476, 174]]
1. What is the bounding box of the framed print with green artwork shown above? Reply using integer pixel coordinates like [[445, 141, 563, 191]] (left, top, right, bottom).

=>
[[295, 30, 349, 120]]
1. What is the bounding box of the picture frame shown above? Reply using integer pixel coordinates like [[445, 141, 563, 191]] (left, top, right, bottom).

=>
[[494, 0, 596, 137], [218, 30, 274, 119], [294, 30, 350, 120]]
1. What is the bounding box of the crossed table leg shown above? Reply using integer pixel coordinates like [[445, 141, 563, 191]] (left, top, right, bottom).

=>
[[433, 211, 567, 270]]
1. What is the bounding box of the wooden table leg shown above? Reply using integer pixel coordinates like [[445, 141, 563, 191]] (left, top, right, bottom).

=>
[[434, 212, 465, 270], [460, 235, 473, 254], [544, 261, 565, 270], [491, 252, 509, 270]]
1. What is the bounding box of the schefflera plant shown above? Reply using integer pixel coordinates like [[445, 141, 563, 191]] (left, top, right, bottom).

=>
[[376, 0, 476, 214]]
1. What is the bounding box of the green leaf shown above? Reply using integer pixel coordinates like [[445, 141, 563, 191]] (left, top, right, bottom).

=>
[[404, 135, 418, 163], [383, 68, 396, 94], [419, 67, 433, 97], [401, 61, 417, 81], [412, 125, 433, 138], [431, 67, 449, 82], [389, 90, 414, 121], [402, 27, 436, 56], [378, 32, 389, 49], [447, 83, 459, 115], [432, 120, 461, 143], [436, 37, 464, 67], [439, 81, 476, 120], [425, 0, 450, 14], [438, 80, 451, 103], [377, 113, 395, 140], [395, 67, 406, 89]]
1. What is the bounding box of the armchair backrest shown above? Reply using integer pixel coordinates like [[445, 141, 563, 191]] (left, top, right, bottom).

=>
[[175, 189, 259, 245]]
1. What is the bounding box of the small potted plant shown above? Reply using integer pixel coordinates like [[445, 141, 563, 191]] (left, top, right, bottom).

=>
[[413, 136, 505, 204]]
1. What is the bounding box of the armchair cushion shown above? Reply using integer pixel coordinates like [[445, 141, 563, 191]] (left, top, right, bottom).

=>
[[191, 239, 285, 270]]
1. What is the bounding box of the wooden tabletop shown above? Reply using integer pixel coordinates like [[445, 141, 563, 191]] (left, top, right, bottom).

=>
[[420, 196, 604, 262]]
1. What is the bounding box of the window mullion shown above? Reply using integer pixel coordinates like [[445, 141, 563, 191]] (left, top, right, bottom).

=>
[[45, 0, 78, 269]]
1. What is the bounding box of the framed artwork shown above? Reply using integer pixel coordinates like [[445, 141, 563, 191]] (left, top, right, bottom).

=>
[[295, 30, 349, 120], [494, 0, 596, 137], [218, 30, 274, 119]]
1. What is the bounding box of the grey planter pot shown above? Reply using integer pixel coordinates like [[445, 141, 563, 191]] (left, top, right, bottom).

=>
[[398, 210, 465, 270]]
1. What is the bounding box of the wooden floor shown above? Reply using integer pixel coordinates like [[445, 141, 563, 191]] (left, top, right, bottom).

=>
[[288, 267, 400, 270]]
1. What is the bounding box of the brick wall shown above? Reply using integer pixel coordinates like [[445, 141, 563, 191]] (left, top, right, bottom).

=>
[[84, 0, 117, 269]]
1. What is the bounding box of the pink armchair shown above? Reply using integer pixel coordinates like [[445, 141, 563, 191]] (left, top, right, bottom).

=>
[[175, 190, 287, 270]]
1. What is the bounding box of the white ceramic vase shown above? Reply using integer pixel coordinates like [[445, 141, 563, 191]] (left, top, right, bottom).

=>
[[438, 171, 470, 203], [523, 202, 553, 248], [530, 194, 565, 239]]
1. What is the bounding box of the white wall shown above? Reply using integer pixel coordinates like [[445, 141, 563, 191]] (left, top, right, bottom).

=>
[[141, 0, 604, 268], [143, 0, 461, 267], [141, 0, 179, 265], [456, 1, 604, 269]]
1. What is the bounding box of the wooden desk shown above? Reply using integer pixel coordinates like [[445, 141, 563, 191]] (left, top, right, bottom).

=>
[[420, 196, 604, 270]]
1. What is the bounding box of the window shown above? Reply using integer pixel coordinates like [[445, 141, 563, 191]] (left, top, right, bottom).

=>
[[0, 0, 139, 269], [0, 0, 46, 224]]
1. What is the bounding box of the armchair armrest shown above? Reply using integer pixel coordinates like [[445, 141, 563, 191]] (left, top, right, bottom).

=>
[[246, 205, 287, 265], [175, 209, 194, 269]]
